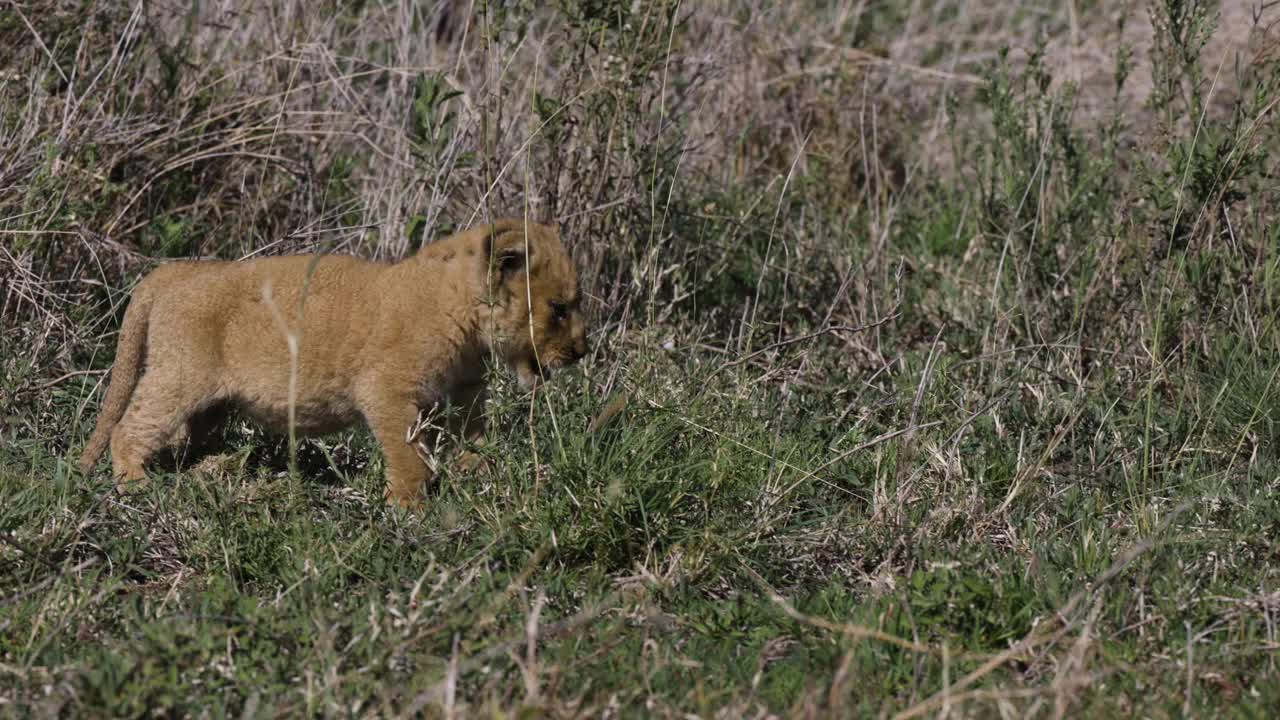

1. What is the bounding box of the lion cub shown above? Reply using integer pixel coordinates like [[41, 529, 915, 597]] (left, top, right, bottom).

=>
[[77, 219, 588, 507]]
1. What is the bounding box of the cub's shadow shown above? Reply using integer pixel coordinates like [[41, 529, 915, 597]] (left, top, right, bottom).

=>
[[154, 406, 375, 488]]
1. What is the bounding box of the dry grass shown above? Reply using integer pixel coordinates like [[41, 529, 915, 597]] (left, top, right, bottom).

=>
[[3, 0, 1280, 716]]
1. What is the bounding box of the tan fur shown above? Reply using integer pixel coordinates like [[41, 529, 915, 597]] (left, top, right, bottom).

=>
[[77, 219, 587, 507]]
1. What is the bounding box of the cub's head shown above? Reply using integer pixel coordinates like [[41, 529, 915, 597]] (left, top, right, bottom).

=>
[[481, 219, 588, 387]]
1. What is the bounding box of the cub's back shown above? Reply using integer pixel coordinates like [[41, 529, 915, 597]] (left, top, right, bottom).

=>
[[138, 254, 385, 318]]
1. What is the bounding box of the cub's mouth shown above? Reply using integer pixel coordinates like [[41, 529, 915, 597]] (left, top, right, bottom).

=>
[[514, 354, 576, 388], [515, 357, 550, 388]]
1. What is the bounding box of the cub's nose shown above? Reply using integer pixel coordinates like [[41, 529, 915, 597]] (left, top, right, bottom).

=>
[[569, 336, 588, 363]]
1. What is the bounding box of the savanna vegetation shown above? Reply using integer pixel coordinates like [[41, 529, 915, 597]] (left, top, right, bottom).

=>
[[2, 1, 1279, 716]]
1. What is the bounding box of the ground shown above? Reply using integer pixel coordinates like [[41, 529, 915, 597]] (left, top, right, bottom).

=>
[[2, 1, 1279, 717]]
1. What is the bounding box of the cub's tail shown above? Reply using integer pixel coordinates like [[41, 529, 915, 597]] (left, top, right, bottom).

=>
[[78, 285, 153, 475]]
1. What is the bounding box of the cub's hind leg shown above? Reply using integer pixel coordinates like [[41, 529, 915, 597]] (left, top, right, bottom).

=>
[[110, 368, 218, 493]]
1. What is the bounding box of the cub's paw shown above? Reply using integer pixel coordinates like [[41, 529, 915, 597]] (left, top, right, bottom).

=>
[[455, 449, 492, 476], [114, 477, 150, 496]]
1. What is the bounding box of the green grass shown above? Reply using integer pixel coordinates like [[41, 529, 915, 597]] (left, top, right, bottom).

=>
[[3, 0, 1280, 716]]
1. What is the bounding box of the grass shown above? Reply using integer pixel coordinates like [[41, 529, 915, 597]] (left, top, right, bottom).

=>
[[2, 0, 1280, 716]]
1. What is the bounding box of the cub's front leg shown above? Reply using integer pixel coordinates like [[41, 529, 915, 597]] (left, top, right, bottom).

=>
[[361, 393, 432, 508], [449, 383, 489, 474]]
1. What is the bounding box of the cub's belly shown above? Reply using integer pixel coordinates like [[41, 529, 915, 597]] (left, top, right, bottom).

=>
[[235, 390, 362, 437]]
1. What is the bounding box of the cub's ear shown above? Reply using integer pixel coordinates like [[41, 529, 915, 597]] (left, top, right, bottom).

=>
[[484, 224, 535, 282]]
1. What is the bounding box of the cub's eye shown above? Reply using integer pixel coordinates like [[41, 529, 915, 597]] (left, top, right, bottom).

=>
[[550, 301, 569, 322]]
